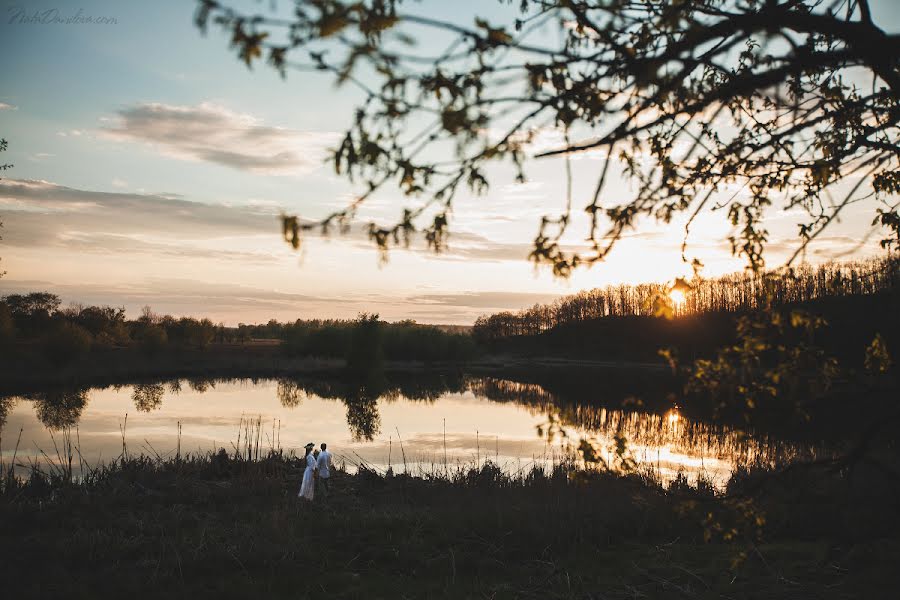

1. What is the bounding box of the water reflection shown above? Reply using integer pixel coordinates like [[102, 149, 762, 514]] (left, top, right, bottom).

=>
[[0, 394, 17, 428], [471, 377, 822, 475], [276, 380, 305, 408], [0, 373, 828, 485], [31, 389, 88, 430], [132, 383, 164, 412]]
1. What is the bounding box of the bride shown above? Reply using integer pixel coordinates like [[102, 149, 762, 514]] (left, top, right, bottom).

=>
[[298, 443, 317, 501]]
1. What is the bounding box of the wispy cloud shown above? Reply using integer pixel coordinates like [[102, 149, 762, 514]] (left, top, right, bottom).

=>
[[103, 102, 339, 175], [0, 102, 17, 111], [0, 277, 558, 324], [0, 178, 277, 243], [405, 290, 561, 310], [0, 277, 357, 317], [0, 177, 536, 263]]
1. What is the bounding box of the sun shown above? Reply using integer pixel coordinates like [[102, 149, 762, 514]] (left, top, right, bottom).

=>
[[668, 288, 686, 307], [665, 408, 681, 426]]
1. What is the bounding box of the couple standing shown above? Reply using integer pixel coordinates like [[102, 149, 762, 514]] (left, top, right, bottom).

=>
[[298, 442, 332, 501]]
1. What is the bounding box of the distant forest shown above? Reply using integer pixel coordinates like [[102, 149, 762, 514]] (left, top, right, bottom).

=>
[[0, 295, 475, 369], [474, 257, 899, 342], [1, 256, 896, 371]]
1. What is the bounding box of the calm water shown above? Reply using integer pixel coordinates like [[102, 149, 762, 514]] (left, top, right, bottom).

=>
[[0, 375, 824, 487]]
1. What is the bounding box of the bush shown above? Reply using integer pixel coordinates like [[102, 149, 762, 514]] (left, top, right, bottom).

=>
[[136, 325, 168, 356], [0, 303, 15, 356], [41, 321, 92, 366]]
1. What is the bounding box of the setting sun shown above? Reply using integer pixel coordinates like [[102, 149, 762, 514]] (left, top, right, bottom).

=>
[[665, 408, 682, 426], [668, 289, 686, 307]]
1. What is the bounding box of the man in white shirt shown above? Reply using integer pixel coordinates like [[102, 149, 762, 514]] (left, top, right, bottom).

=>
[[317, 442, 333, 497]]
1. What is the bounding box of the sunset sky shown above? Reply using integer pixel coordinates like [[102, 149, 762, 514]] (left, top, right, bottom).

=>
[[1, 0, 897, 325]]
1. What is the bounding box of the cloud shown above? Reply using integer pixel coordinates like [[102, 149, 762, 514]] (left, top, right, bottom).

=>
[[103, 102, 339, 175], [404, 291, 561, 311], [0, 178, 278, 245], [0, 178, 598, 324], [0, 177, 541, 265], [0, 276, 540, 324], [0, 102, 17, 111], [54, 232, 278, 264], [0, 277, 359, 318]]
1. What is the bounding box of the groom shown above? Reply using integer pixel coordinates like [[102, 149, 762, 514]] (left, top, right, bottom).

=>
[[317, 442, 333, 496]]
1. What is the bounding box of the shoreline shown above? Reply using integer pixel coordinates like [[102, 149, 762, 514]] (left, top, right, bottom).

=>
[[0, 342, 668, 395]]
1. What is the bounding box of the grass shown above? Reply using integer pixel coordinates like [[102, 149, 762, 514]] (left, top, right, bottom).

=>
[[2, 441, 898, 599]]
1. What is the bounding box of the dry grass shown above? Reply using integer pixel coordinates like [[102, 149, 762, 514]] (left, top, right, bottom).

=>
[[2, 436, 898, 599]]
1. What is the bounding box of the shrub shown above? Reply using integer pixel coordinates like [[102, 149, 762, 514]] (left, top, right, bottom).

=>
[[41, 321, 92, 367], [136, 325, 168, 356]]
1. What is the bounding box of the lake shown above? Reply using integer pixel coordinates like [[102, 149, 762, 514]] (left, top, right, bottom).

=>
[[0, 374, 825, 488]]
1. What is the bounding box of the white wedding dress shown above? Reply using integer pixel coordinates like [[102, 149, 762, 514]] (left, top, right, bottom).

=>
[[299, 452, 316, 500]]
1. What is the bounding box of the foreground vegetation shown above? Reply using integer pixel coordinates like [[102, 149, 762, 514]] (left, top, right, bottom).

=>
[[2, 444, 898, 599]]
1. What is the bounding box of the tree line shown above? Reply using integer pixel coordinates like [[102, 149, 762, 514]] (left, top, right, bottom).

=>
[[0, 293, 476, 367], [0, 293, 221, 365], [474, 256, 899, 343]]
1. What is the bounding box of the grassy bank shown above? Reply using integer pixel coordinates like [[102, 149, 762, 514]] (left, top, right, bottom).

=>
[[2, 447, 898, 598]]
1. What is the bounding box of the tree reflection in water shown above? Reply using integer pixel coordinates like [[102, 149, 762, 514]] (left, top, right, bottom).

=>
[[29, 389, 88, 430], [132, 383, 165, 412], [343, 394, 381, 442], [2, 371, 825, 472], [470, 377, 824, 468], [278, 374, 389, 441], [0, 394, 17, 428], [188, 379, 216, 393], [276, 380, 305, 408]]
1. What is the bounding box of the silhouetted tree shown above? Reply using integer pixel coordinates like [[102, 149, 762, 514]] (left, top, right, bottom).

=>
[[0, 302, 14, 352], [55, 304, 129, 348], [474, 257, 899, 343], [346, 312, 383, 377], [135, 324, 168, 356], [3, 292, 61, 337], [197, 0, 899, 275]]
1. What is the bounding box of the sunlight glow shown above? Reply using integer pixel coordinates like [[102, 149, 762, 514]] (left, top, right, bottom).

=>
[[668, 289, 686, 307], [665, 408, 682, 426]]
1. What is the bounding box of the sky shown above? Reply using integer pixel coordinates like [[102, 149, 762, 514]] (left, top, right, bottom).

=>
[[1, 0, 897, 325]]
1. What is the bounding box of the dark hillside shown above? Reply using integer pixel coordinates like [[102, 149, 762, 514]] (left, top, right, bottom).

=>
[[480, 289, 898, 365]]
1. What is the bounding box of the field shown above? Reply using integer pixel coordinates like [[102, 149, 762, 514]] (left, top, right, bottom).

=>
[[3, 445, 899, 599]]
